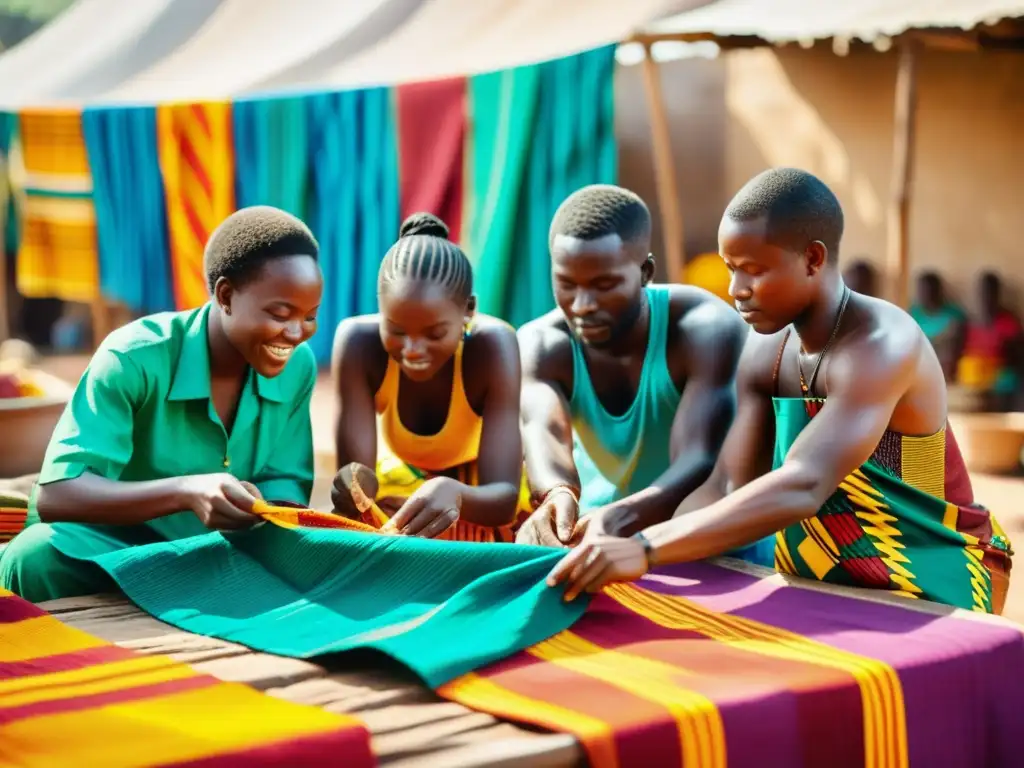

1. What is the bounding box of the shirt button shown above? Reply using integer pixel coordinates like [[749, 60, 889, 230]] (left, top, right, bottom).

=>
[[223, 457, 230, 468]]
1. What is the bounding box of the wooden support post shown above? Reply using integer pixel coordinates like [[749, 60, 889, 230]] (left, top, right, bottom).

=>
[[639, 42, 686, 282], [887, 38, 919, 309], [90, 297, 109, 349]]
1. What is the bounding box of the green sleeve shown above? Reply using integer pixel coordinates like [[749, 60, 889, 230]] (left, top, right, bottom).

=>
[[253, 348, 316, 506], [38, 347, 143, 485]]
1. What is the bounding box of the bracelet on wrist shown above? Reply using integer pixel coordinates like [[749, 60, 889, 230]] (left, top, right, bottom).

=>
[[632, 530, 656, 567], [540, 484, 579, 505]]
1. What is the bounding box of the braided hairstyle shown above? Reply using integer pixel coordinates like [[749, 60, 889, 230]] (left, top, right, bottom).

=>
[[377, 213, 473, 303]]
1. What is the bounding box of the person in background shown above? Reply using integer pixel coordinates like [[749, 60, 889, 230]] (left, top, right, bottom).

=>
[[0, 206, 323, 602], [330, 213, 528, 542], [515, 185, 765, 563], [960, 271, 1024, 411], [909, 271, 967, 382], [843, 259, 877, 298]]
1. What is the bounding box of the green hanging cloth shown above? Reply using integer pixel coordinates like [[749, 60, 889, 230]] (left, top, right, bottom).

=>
[[467, 45, 617, 327]]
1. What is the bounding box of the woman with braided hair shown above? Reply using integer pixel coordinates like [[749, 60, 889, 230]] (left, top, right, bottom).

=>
[[330, 213, 529, 541]]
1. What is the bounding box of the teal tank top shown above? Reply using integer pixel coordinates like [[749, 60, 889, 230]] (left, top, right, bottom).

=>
[[569, 285, 680, 512]]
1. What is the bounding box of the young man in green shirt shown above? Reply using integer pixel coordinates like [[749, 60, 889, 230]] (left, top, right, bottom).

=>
[[0, 206, 323, 602]]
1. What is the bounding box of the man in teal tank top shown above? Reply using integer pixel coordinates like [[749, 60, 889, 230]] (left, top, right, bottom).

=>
[[515, 185, 770, 563], [546, 169, 1012, 614]]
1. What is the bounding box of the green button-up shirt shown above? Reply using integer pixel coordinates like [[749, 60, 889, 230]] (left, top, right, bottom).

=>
[[32, 304, 316, 539]]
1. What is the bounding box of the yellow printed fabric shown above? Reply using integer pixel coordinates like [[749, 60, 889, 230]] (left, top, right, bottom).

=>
[[156, 102, 235, 310], [14, 109, 99, 303]]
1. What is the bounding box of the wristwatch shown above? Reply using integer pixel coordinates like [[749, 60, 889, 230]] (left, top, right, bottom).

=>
[[632, 531, 657, 567]]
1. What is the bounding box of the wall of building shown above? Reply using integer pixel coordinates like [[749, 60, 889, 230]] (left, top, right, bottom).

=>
[[615, 54, 729, 280], [722, 44, 1024, 312]]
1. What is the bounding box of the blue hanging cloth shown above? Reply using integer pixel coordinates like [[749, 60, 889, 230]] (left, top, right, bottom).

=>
[[82, 105, 174, 314], [304, 88, 399, 365]]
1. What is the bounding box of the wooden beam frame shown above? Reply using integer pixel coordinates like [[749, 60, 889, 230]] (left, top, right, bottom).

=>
[[638, 41, 686, 282], [887, 38, 919, 309]]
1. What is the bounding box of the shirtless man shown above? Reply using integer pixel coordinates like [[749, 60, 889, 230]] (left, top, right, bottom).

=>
[[548, 168, 1012, 613], [515, 184, 762, 561]]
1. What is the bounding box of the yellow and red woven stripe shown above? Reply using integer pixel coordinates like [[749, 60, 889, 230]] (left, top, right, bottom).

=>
[[0, 588, 374, 766], [439, 582, 909, 768], [156, 102, 235, 310], [14, 108, 100, 303]]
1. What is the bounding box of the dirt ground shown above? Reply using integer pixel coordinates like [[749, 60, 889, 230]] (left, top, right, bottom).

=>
[[38, 357, 1024, 624]]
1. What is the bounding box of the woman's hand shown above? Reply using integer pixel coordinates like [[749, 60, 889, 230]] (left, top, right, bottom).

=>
[[331, 462, 379, 520], [385, 476, 461, 538], [546, 534, 649, 601]]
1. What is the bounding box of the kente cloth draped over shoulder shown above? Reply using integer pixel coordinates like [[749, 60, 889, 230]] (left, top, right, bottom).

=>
[[46, 502, 1024, 768], [0, 587, 373, 767], [772, 398, 1013, 613]]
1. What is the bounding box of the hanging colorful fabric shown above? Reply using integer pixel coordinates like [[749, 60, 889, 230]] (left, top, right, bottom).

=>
[[14, 108, 99, 304], [156, 102, 235, 310], [396, 77, 467, 243], [83, 106, 174, 314], [466, 45, 617, 327]]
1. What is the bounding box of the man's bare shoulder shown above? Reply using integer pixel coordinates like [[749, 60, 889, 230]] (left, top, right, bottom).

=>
[[517, 310, 573, 383], [662, 284, 749, 380], [666, 284, 746, 342], [841, 294, 927, 367]]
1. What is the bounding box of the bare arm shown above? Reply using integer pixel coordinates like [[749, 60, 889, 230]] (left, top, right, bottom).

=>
[[331, 319, 378, 470], [596, 303, 746, 536], [38, 474, 194, 525], [673, 332, 778, 516], [36, 347, 253, 528], [456, 326, 524, 527], [646, 330, 917, 563], [519, 326, 580, 499], [516, 322, 581, 545]]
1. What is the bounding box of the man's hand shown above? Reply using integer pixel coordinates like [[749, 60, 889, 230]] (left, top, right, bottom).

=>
[[546, 534, 649, 601], [515, 489, 579, 547], [179, 474, 260, 531]]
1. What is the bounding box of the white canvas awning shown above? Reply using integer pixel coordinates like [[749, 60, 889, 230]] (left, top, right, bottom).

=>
[[642, 0, 1024, 44], [0, 0, 220, 109]]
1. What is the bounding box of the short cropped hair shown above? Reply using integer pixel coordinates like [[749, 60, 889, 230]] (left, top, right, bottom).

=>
[[549, 184, 652, 248], [724, 168, 844, 260], [378, 212, 473, 302], [204, 206, 319, 291]]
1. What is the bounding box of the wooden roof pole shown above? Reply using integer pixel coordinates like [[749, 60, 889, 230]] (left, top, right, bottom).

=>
[[639, 41, 686, 282], [887, 37, 919, 309]]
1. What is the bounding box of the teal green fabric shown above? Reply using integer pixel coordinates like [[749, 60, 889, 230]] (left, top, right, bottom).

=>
[[910, 302, 965, 341], [1, 111, 16, 256], [233, 96, 310, 219], [468, 45, 617, 328], [306, 88, 399, 364], [48, 522, 587, 688], [0, 522, 115, 603], [569, 285, 680, 512], [0, 304, 317, 602]]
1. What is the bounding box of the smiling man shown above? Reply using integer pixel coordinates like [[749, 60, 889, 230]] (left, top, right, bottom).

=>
[[547, 169, 1014, 614], [0, 206, 323, 602], [515, 184, 761, 559]]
